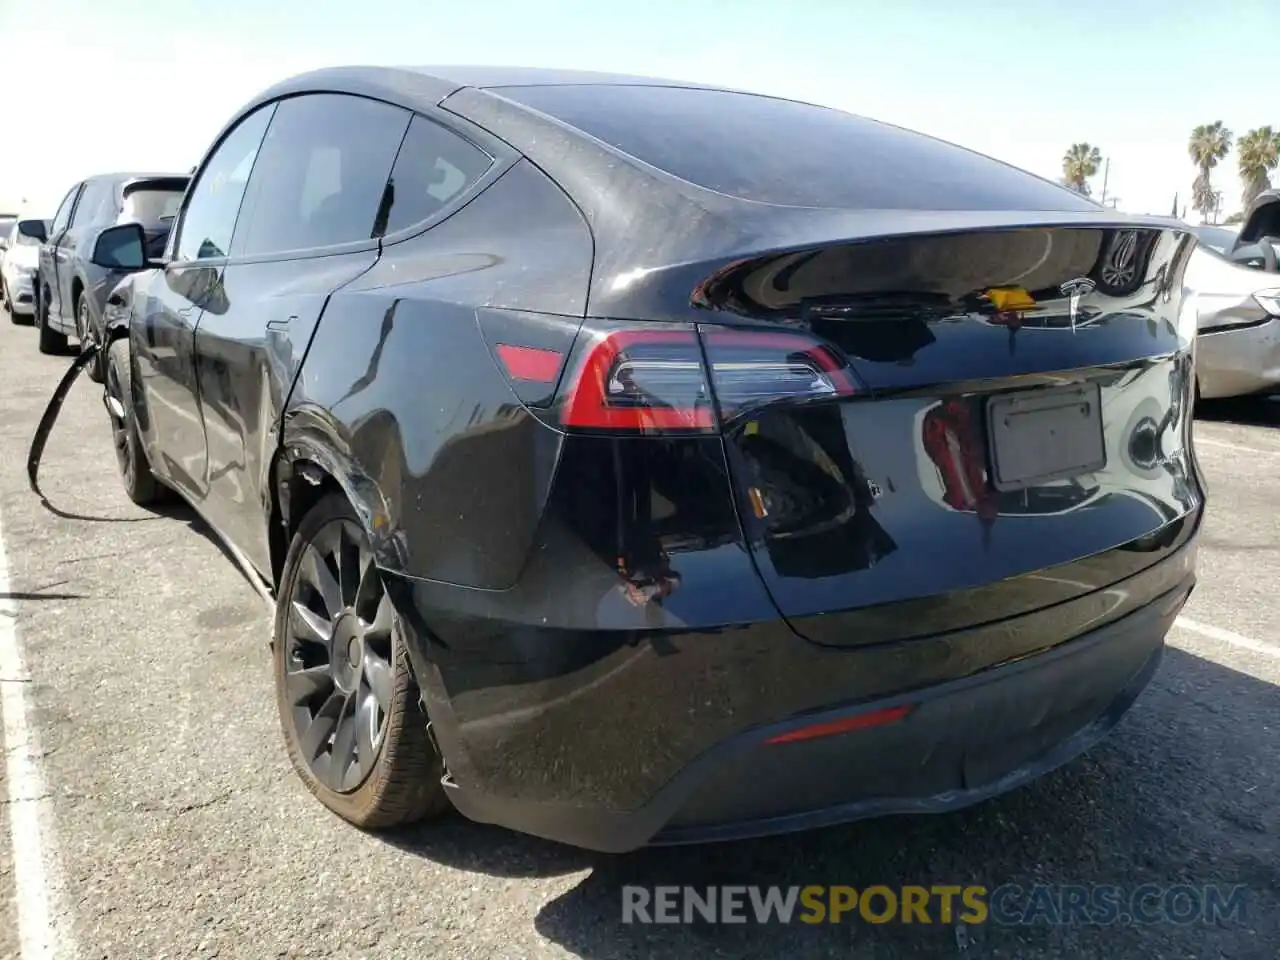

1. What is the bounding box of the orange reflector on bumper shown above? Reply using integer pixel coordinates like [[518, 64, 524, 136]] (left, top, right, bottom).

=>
[[984, 286, 1037, 311], [764, 704, 914, 745]]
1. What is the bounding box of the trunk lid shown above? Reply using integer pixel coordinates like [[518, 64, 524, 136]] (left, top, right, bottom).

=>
[[696, 222, 1202, 645]]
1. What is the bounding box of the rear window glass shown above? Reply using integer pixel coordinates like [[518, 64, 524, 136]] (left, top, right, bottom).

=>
[[122, 186, 187, 222], [497, 84, 1097, 213]]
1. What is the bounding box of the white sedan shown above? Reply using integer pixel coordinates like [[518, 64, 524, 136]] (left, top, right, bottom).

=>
[[0, 218, 44, 322]]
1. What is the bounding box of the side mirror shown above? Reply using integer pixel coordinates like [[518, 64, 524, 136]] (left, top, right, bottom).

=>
[[16, 218, 47, 243], [91, 223, 149, 271], [1230, 241, 1278, 272]]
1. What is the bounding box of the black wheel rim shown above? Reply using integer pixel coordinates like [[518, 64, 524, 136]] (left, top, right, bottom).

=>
[[284, 518, 395, 794], [104, 358, 133, 485]]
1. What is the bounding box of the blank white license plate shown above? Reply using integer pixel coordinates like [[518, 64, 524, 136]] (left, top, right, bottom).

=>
[[986, 383, 1106, 491]]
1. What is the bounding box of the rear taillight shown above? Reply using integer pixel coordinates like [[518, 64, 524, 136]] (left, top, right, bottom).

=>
[[560, 329, 715, 432], [554, 323, 860, 434], [701, 328, 859, 421]]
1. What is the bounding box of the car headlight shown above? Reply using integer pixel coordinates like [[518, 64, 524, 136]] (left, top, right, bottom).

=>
[[1254, 289, 1280, 317]]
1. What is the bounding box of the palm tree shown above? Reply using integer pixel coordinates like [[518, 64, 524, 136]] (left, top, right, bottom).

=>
[[1237, 126, 1280, 209], [1188, 121, 1233, 221], [1061, 143, 1101, 195]]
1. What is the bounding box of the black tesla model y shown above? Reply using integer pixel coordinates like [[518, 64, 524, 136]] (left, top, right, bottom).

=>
[[88, 66, 1203, 852]]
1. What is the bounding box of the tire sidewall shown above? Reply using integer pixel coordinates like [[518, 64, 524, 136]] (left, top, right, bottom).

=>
[[105, 338, 156, 501]]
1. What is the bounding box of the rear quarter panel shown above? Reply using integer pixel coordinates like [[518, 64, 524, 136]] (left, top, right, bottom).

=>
[[281, 158, 594, 587]]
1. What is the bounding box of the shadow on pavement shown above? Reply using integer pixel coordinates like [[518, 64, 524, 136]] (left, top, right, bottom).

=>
[[1195, 394, 1280, 428], [387, 646, 1279, 958]]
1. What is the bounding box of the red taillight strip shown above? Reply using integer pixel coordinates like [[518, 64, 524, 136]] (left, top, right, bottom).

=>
[[763, 704, 914, 745]]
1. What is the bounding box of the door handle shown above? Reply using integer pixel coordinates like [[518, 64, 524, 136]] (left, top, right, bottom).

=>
[[266, 316, 296, 331]]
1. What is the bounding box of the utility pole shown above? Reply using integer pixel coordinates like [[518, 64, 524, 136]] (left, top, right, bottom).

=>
[[1099, 157, 1111, 206]]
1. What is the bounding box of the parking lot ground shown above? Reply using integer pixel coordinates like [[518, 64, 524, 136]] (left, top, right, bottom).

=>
[[0, 310, 1277, 959]]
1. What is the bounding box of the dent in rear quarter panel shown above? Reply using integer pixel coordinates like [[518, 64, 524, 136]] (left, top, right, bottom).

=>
[[283, 159, 594, 588]]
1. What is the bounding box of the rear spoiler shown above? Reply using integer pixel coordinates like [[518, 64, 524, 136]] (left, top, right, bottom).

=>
[[120, 176, 190, 197]]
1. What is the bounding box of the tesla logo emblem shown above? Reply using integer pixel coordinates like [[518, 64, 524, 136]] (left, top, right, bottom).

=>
[[1060, 277, 1096, 332]]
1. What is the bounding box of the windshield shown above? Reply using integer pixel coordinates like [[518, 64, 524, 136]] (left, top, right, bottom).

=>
[[121, 187, 186, 222]]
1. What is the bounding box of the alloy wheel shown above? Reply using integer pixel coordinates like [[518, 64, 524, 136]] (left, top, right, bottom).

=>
[[283, 518, 395, 794]]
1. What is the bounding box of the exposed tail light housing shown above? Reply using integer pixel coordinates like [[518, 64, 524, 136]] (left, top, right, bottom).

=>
[[553, 323, 860, 434]]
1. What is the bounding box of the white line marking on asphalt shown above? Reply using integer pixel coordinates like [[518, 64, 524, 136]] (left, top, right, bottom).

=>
[[1194, 436, 1279, 456], [1173, 616, 1280, 659], [0, 507, 74, 960]]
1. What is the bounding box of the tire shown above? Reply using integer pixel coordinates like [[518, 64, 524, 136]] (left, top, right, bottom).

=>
[[104, 338, 162, 505], [77, 294, 103, 382], [37, 287, 68, 354], [274, 492, 451, 830]]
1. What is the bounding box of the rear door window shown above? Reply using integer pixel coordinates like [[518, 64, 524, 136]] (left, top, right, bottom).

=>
[[379, 114, 493, 235], [495, 84, 1099, 213], [233, 93, 411, 256]]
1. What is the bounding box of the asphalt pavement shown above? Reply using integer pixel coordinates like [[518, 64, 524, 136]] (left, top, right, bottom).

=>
[[0, 306, 1277, 960]]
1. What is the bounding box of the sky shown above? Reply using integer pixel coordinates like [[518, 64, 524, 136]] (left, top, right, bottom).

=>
[[0, 0, 1274, 221]]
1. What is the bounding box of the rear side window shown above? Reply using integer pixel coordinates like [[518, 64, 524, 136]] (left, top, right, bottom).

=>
[[234, 93, 411, 256], [498, 84, 1098, 213], [379, 115, 493, 235]]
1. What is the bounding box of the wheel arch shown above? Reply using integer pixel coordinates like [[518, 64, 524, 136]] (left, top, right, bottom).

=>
[[271, 405, 406, 591]]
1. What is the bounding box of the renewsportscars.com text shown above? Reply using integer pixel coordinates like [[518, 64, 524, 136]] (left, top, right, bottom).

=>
[[621, 884, 1249, 926]]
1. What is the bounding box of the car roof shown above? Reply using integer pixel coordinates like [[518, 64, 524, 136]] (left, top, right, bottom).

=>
[[242, 64, 775, 120], [81, 171, 189, 185], [407, 65, 737, 90]]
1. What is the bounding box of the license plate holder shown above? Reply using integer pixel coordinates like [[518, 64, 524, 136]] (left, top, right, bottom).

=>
[[986, 383, 1106, 492]]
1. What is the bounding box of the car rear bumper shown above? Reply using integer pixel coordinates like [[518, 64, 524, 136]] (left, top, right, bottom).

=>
[[448, 580, 1181, 851], [392, 531, 1196, 852], [1196, 317, 1280, 399]]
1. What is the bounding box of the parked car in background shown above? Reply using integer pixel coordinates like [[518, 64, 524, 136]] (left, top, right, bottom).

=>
[[0, 214, 17, 240], [88, 66, 1202, 852], [1187, 201, 1280, 399], [33, 172, 188, 375], [1, 218, 48, 322]]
